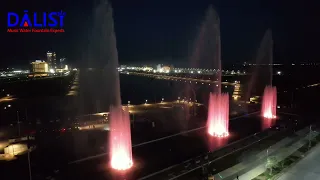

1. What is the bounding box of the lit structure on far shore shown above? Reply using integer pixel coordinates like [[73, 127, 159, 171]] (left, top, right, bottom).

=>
[[31, 60, 48, 73], [261, 86, 277, 128], [207, 93, 229, 137], [109, 106, 133, 171]]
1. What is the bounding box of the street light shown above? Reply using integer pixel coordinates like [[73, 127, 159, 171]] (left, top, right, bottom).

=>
[[309, 125, 312, 149], [145, 100, 148, 104]]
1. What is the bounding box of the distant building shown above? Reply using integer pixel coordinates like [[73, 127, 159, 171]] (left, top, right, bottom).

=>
[[156, 64, 171, 73], [46, 51, 57, 69], [46, 51, 53, 68], [56, 65, 69, 73], [60, 57, 66, 68], [53, 52, 57, 68], [142, 66, 153, 71], [156, 64, 162, 71], [162, 66, 171, 71], [31, 60, 48, 73]]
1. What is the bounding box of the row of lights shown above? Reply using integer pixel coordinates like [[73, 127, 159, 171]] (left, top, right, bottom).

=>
[[126, 97, 198, 106], [132, 72, 240, 85]]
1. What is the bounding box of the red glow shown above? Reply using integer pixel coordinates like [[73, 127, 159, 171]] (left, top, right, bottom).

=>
[[23, 21, 29, 27], [261, 86, 277, 129], [207, 93, 229, 137], [109, 106, 133, 171]]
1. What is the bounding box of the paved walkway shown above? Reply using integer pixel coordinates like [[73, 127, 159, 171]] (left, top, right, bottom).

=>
[[233, 131, 319, 180], [276, 143, 320, 180], [213, 127, 316, 180]]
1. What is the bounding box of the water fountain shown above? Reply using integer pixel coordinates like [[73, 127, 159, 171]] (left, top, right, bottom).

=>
[[92, 0, 133, 171], [191, 6, 222, 93], [109, 106, 133, 170], [261, 86, 277, 129], [245, 29, 273, 101], [194, 6, 229, 137], [207, 93, 229, 137]]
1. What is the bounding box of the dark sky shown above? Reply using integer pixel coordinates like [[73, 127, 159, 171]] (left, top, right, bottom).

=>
[[1, 0, 319, 68]]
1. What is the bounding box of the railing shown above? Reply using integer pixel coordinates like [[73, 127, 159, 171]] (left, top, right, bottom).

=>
[[138, 125, 274, 180], [68, 111, 260, 164]]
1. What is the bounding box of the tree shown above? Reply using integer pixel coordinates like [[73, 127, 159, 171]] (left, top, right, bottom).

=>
[[266, 156, 278, 175]]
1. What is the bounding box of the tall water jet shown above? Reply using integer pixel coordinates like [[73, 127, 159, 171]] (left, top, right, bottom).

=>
[[207, 93, 229, 137], [190, 6, 222, 93], [261, 86, 277, 129], [92, 0, 121, 107], [245, 29, 273, 101], [92, 0, 133, 171], [195, 6, 229, 137], [109, 106, 133, 170]]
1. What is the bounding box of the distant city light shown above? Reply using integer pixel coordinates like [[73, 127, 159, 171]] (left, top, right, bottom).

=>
[[277, 71, 282, 75], [49, 69, 55, 73]]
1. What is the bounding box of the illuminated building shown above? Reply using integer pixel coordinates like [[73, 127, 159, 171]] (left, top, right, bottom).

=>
[[162, 66, 171, 71], [56, 65, 69, 73], [31, 60, 48, 73], [47, 51, 57, 69], [4, 144, 28, 156], [156, 64, 162, 71], [53, 52, 57, 68], [142, 66, 153, 71], [156, 64, 171, 73], [60, 57, 66, 68], [46, 51, 53, 68]]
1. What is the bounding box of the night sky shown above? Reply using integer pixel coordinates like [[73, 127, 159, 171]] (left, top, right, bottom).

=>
[[1, 0, 319, 68]]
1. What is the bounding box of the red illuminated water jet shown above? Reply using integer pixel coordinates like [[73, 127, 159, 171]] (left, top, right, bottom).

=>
[[109, 106, 133, 171], [261, 86, 277, 128], [207, 93, 229, 137]]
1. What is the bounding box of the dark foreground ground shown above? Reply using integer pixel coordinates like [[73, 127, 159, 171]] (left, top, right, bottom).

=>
[[43, 112, 303, 180]]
